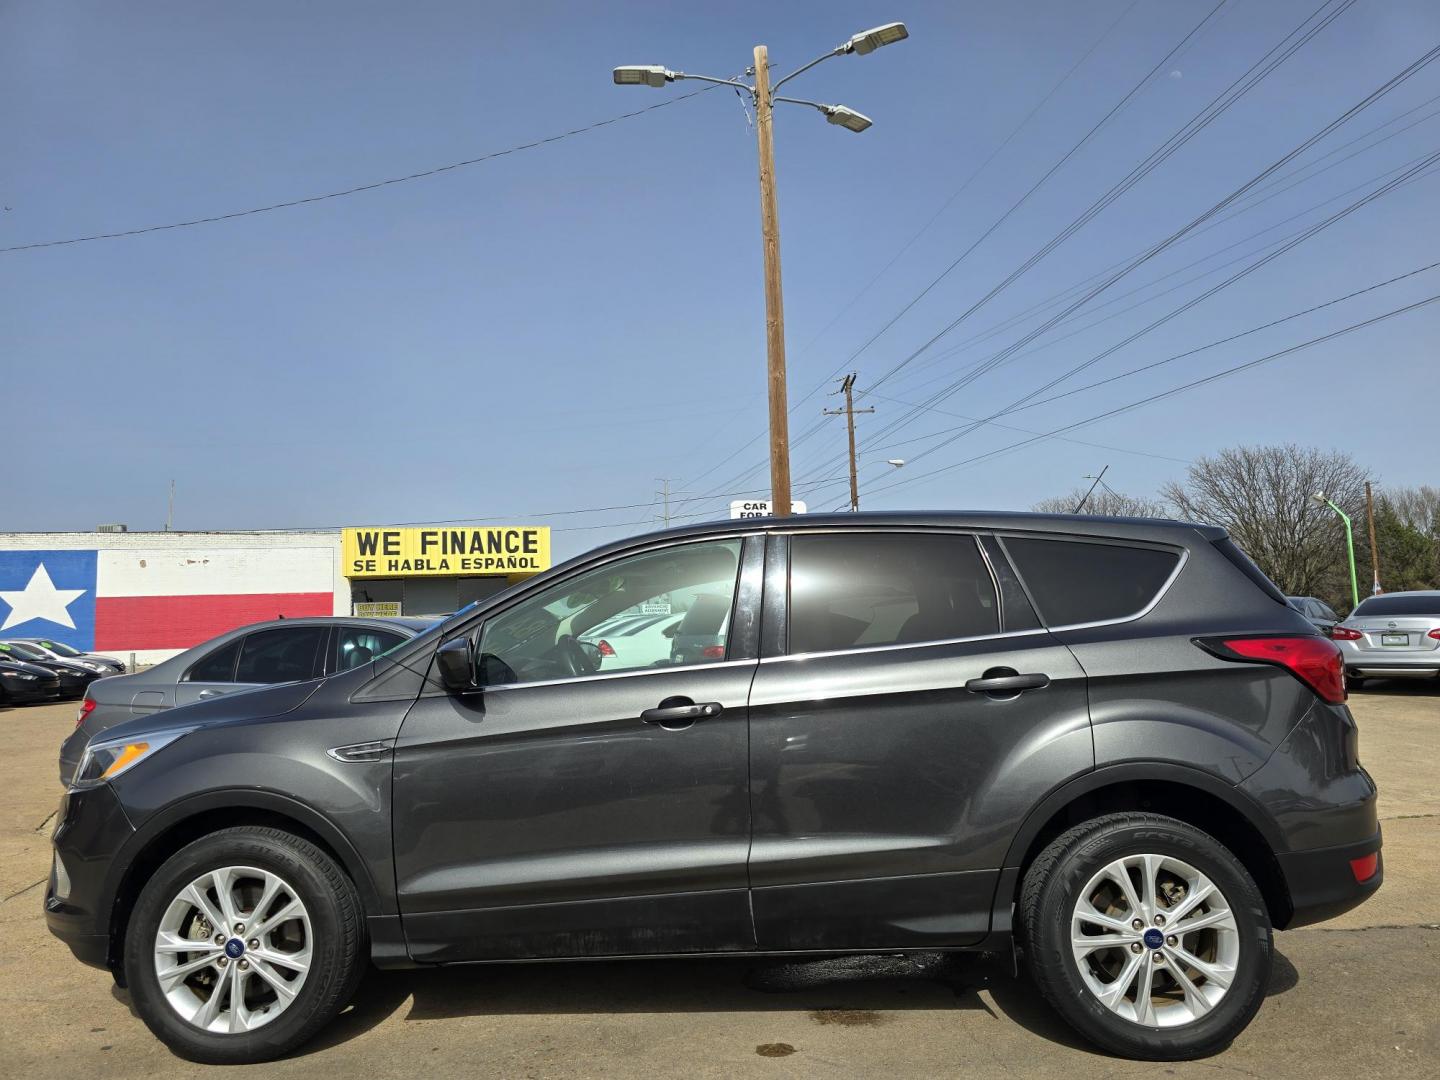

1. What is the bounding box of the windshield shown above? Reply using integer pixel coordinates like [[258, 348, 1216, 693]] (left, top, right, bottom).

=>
[[0, 641, 48, 660], [1352, 594, 1440, 617], [38, 640, 82, 657]]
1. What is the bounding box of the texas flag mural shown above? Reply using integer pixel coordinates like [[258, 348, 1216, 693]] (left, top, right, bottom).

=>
[[0, 547, 335, 652]]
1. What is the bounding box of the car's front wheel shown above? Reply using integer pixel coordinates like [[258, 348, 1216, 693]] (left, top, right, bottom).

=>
[[1020, 812, 1271, 1060], [123, 826, 364, 1064]]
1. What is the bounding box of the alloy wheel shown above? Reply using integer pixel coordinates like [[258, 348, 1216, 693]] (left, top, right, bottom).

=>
[[152, 865, 312, 1034], [1070, 853, 1240, 1027]]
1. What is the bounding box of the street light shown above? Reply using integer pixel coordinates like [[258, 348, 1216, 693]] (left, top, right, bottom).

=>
[[1311, 491, 1360, 610], [612, 21, 910, 516]]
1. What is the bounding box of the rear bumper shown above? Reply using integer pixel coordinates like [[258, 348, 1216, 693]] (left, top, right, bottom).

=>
[[1276, 830, 1383, 929], [1345, 660, 1439, 677]]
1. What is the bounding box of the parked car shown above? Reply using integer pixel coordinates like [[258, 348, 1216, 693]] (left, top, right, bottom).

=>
[[0, 640, 100, 699], [59, 616, 437, 784], [1331, 590, 1440, 687], [1286, 595, 1340, 636], [45, 513, 1379, 1064], [0, 656, 63, 705], [579, 610, 684, 671], [14, 637, 126, 674], [667, 592, 732, 664]]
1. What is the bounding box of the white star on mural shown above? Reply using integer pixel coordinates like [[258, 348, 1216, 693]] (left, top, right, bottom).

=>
[[0, 563, 87, 631]]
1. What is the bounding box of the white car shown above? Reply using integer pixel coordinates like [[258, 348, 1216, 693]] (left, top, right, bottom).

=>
[[580, 612, 683, 671]]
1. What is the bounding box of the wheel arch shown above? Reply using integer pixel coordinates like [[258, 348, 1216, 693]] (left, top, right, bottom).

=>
[[998, 763, 1293, 932], [105, 790, 381, 980]]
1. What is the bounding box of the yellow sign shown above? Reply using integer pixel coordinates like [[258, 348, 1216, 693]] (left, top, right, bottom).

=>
[[342, 526, 551, 579]]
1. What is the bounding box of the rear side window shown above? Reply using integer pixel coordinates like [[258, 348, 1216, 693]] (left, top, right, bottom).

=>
[[235, 626, 327, 684], [789, 533, 998, 654], [185, 638, 242, 682], [1002, 537, 1180, 627]]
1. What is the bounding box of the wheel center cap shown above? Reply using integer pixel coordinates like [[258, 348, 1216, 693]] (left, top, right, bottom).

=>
[[1142, 928, 1164, 950], [224, 938, 246, 959]]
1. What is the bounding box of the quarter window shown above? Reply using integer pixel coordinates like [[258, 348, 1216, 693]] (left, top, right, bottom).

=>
[[788, 533, 999, 654], [477, 539, 743, 685], [185, 638, 242, 682], [234, 626, 327, 684], [1003, 537, 1181, 626]]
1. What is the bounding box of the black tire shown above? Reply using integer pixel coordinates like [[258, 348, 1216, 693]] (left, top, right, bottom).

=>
[[123, 826, 365, 1064], [1019, 812, 1271, 1060]]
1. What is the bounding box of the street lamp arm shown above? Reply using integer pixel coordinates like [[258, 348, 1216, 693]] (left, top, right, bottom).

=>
[[772, 95, 828, 111], [672, 72, 755, 93], [770, 48, 845, 94]]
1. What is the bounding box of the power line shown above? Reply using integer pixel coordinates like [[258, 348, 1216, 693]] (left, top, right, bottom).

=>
[[860, 38, 1440, 456], [0, 85, 723, 255], [860, 291, 1440, 501]]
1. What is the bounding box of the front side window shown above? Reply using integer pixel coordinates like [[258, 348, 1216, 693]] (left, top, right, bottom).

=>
[[335, 626, 406, 671], [788, 532, 999, 654], [234, 626, 327, 684], [477, 539, 743, 685], [1003, 537, 1181, 627]]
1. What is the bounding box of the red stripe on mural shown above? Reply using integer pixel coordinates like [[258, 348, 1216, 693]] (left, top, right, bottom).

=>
[[93, 593, 334, 650]]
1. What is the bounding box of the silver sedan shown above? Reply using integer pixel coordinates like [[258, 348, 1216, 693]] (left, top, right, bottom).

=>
[[1332, 590, 1440, 687]]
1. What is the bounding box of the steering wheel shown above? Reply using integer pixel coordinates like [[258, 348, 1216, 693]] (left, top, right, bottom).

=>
[[555, 634, 597, 677]]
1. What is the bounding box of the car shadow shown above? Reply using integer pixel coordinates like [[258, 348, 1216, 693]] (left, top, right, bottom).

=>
[[111, 944, 1301, 1060], [1351, 677, 1438, 695]]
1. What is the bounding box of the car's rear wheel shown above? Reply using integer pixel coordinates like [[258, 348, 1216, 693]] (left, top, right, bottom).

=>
[[123, 826, 364, 1064], [1020, 812, 1271, 1060]]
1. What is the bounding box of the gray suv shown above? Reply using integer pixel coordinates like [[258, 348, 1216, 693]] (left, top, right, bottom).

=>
[[44, 513, 1380, 1064]]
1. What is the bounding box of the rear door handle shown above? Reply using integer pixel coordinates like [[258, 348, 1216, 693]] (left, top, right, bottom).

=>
[[197, 689, 223, 699], [965, 671, 1049, 695], [641, 700, 723, 725]]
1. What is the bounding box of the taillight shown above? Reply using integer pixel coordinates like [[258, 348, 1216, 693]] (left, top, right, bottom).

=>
[[596, 640, 616, 658], [77, 697, 97, 726], [1197, 635, 1347, 704], [1330, 626, 1363, 640], [701, 645, 726, 659], [1428, 628, 1440, 641]]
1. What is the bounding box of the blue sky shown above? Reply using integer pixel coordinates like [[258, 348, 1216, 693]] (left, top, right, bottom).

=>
[[4, 0, 1437, 561]]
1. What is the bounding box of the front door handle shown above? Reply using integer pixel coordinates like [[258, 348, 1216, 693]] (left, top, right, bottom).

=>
[[197, 689, 223, 699], [965, 669, 1049, 696], [641, 698, 723, 726]]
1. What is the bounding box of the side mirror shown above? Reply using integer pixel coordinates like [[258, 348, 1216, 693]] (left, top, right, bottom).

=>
[[435, 637, 475, 692]]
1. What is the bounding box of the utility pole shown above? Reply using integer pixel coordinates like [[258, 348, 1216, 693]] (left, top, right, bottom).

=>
[[612, 23, 909, 520], [655, 478, 683, 527], [1365, 480, 1382, 594], [166, 479, 174, 531], [1073, 465, 1110, 513], [823, 373, 875, 510], [752, 45, 793, 517]]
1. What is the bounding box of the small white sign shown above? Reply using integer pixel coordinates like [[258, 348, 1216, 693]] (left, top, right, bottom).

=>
[[353, 601, 402, 618], [730, 499, 808, 519]]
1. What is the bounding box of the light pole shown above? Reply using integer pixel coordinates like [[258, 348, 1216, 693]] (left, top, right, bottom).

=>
[[1312, 491, 1359, 610], [614, 22, 909, 517]]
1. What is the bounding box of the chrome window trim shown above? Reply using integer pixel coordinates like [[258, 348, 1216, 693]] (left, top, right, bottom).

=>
[[997, 535, 1190, 633], [477, 656, 757, 693], [760, 627, 1052, 665]]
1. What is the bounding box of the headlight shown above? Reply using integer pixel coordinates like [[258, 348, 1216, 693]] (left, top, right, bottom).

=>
[[3, 671, 38, 681], [71, 729, 193, 789]]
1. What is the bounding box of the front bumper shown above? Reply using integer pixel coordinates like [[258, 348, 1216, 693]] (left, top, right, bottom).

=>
[[2, 680, 63, 703], [45, 783, 136, 971]]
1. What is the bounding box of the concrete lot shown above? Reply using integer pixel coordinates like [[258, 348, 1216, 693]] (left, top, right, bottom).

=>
[[1, 685, 1435, 1079]]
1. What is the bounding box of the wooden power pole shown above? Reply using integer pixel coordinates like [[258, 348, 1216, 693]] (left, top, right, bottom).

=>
[[824, 373, 875, 511], [1365, 480, 1382, 595], [752, 45, 793, 517]]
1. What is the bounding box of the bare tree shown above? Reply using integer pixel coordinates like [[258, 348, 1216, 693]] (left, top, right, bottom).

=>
[[1033, 488, 1169, 517], [1161, 444, 1368, 599], [1383, 484, 1440, 540]]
